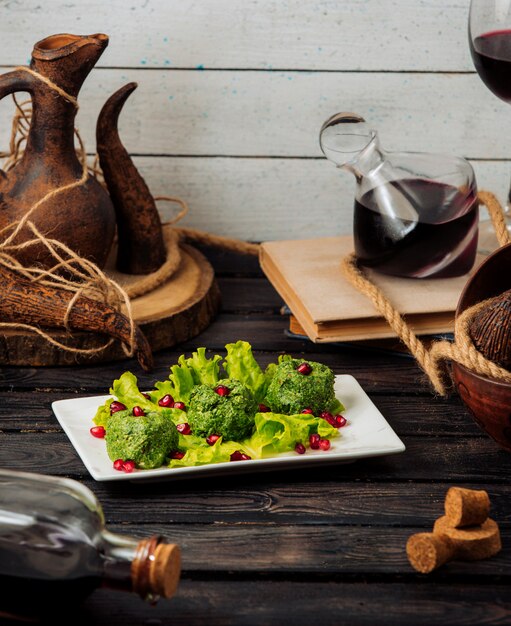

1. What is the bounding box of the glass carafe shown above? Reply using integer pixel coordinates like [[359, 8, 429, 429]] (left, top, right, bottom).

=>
[[320, 113, 479, 278]]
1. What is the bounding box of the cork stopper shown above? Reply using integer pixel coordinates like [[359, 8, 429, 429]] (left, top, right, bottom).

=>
[[149, 543, 181, 599], [433, 516, 501, 561], [132, 537, 181, 601], [444, 487, 490, 528], [406, 533, 454, 573]]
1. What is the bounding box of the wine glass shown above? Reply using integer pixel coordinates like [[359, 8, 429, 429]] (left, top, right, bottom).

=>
[[469, 0, 511, 252]]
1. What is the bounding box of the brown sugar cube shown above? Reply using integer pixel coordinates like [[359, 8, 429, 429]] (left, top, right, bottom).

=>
[[406, 533, 455, 573], [444, 487, 490, 528], [433, 516, 502, 561]]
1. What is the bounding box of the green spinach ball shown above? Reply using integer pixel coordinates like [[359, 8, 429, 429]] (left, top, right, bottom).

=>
[[265, 358, 335, 415], [106, 410, 178, 469], [187, 378, 256, 441]]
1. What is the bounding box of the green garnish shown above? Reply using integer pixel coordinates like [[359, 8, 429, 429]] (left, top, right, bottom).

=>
[[93, 341, 345, 469]]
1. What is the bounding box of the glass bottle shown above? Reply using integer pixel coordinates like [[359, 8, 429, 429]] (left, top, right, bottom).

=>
[[319, 113, 479, 278], [0, 468, 181, 621]]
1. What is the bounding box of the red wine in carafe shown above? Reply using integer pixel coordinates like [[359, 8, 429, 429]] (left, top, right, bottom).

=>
[[354, 179, 479, 278], [470, 29, 511, 102]]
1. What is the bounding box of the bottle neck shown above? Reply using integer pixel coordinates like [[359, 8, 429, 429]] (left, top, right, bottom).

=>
[[100, 531, 181, 602], [100, 530, 139, 594]]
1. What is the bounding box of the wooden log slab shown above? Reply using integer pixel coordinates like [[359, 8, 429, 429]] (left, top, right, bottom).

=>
[[0, 244, 220, 367]]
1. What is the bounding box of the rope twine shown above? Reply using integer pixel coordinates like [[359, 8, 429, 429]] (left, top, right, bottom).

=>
[[342, 190, 511, 395]]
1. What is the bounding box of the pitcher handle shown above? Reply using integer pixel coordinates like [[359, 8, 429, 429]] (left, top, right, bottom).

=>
[[0, 70, 34, 177], [0, 69, 34, 101]]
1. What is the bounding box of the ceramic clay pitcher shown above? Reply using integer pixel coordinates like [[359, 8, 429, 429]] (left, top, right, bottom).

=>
[[0, 33, 116, 268]]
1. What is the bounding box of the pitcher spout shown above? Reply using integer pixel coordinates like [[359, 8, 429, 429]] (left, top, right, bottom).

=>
[[33, 33, 109, 57], [31, 33, 109, 97]]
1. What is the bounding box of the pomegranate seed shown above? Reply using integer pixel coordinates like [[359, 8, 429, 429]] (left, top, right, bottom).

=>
[[170, 451, 185, 460], [230, 450, 243, 461], [158, 394, 174, 408], [142, 392, 151, 400], [240, 453, 251, 461], [309, 433, 320, 450], [295, 442, 306, 455], [113, 459, 124, 471], [110, 401, 126, 414], [206, 434, 221, 446], [123, 460, 136, 473], [297, 362, 312, 375], [322, 413, 337, 427], [174, 401, 186, 411], [301, 408, 314, 415], [90, 426, 106, 438], [132, 406, 145, 417], [258, 403, 271, 412], [319, 439, 331, 451], [335, 415, 347, 428], [176, 422, 192, 435], [320, 411, 333, 419], [215, 385, 230, 397]]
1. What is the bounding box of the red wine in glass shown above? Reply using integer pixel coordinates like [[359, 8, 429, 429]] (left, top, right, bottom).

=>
[[354, 179, 479, 278], [470, 29, 511, 102]]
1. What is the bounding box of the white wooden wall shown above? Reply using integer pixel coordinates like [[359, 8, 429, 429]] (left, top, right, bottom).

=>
[[0, 0, 508, 240]]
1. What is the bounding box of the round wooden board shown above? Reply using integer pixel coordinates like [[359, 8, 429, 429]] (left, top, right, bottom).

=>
[[0, 244, 220, 367]]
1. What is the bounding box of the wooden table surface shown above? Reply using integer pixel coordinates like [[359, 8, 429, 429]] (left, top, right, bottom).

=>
[[1, 248, 510, 626]]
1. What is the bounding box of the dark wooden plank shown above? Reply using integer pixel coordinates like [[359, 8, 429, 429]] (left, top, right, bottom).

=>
[[0, 324, 429, 393], [71, 582, 511, 626], [217, 276, 284, 313], [194, 243, 263, 277], [0, 355, 428, 396], [93, 521, 510, 577], [1, 432, 510, 483], [88, 481, 511, 527], [0, 335, 433, 395]]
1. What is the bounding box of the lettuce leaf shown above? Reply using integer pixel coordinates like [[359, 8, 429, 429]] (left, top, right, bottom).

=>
[[224, 340, 268, 402], [167, 411, 340, 467], [248, 411, 340, 457], [151, 379, 175, 404], [168, 437, 252, 467], [249, 412, 310, 456], [162, 350, 223, 402], [111, 372, 157, 410], [185, 348, 223, 386], [93, 398, 113, 426], [317, 418, 340, 439], [93, 372, 159, 425], [264, 362, 277, 390], [167, 355, 196, 402]]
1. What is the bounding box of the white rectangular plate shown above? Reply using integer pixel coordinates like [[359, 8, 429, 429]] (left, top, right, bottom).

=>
[[52, 375, 405, 482]]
